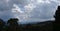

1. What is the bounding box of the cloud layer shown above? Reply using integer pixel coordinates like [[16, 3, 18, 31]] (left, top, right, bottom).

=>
[[0, 0, 60, 24]]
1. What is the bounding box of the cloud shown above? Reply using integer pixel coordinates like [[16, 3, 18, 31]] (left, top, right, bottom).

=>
[[0, 0, 60, 24], [12, 4, 24, 13]]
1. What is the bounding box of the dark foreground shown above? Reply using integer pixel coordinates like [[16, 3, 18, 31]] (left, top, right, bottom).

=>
[[20, 21, 54, 31], [0, 19, 54, 31]]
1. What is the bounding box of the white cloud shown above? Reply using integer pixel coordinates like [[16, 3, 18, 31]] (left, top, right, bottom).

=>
[[12, 4, 24, 13], [37, 0, 50, 3], [24, 3, 36, 13]]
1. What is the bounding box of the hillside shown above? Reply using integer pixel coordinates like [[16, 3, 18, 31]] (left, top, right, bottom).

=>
[[20, 21, 54, 31]]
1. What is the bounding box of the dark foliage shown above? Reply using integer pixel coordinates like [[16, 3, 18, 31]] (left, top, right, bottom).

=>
[[7, 18, 20, 31], [54, 6, 60, 31], [54, 6, 60, 21], [0, 19, 5, 31]]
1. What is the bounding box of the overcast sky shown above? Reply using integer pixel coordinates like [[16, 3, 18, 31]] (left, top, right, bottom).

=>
[[0, 0, 60, 24]]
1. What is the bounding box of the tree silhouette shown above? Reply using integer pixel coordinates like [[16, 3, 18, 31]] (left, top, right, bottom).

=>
[[7, 18, 20, 31], [0, 19, 5, 31], [54, 6, 60, 31], [7, 18, 18, 26], [54, 6, 60, 21]]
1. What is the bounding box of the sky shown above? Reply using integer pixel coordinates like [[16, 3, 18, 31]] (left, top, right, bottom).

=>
[[0, 0, 60, 24]]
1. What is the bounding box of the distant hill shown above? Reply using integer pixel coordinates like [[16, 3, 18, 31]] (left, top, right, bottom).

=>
[[20, 21, 54, 31]]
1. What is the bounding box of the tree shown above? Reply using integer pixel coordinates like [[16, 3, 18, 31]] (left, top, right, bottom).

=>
[[54, 6, 60, 21], [7, 18, 19, 31], [54, 6, 60, 31], [7, 18, 19, 26], [0, 19, 5, 31]]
